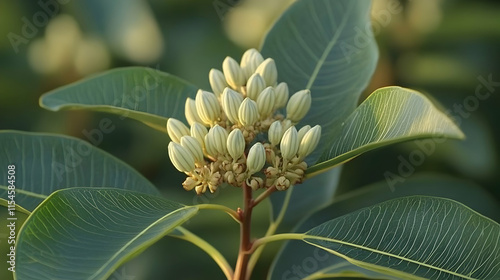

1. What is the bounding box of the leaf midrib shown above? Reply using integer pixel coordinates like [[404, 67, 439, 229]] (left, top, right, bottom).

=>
[[303, 235, 477, 280]]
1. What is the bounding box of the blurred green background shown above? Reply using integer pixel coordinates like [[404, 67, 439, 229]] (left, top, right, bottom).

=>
[[0, 0, 499, 279]]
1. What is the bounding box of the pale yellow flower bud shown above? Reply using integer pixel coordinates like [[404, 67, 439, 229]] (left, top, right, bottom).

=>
[[209, 69, 228, 98], [246, 73, 266, 101], [204, 134, 217, 157], [195, 90, 221, 125], [190, 122, 208, 147], [207, 125, 228, 155], [257, 87, 276, 118], [221, 88, 243, 124], [227, 129, 245, 160], [280, 126, 299, 160], [166, 118, 190, 143], [255, 58, 277, 87], [281, 119, 292, 132], [274, 82, 289, 109], [168, 142, 196, 173], [298, 125, 321, 159], [268, 120, 283, 146], [286, 89, 311, 122], [297, 125, 311, 143], [222, 56, 245, 89], [241, 48, 264, 79], [185, 98, 203, 126], [247, 142, 266, 175], [180, 136, 204, 164], [238, 98, 259, 126]]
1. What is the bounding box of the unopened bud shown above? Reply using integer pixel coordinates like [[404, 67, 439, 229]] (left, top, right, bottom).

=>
[[190, 122, 208, 146], [280, 126, 299, 160], [241, 48, 264, 79], [286, 89, 311, 122], [195, 90, 221, 125], [281, 119, 292, 132], [246, 73, 266, 101], [298, 125, 321, 159], [275, 176, 291, 191], [247, 142, 266, 175], [268, 121, 283, 146], [185, 98, 203, 126], [223, 56, 245, 89], [238, 98, 259, 126], [181, 136, 204, 163], [227, 129, 245, 160], [167, 118, 190, 143], [168, 142, 196, 173], [257, 87, 276, 118], [297, 125, 311, 143], [274, 82, 289, 109], [221, 88, 243, 124], [204, 134, 217, 157], [207, 125, 228, 155], [255, 58, 278, 87], [209, 69, 228, 97]]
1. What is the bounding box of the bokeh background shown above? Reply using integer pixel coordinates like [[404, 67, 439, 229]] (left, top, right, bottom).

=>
[[1, 0, 499, 279]]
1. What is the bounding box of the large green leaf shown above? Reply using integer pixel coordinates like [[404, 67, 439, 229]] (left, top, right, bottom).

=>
[[308, 87, 465, 176], [261, 0, 378, 162], [39, 67, 198, 132], [301, 196, 500, 280], [0, 131, 160, 211], [15, 188, 198, 280], [269, 175, 500, 280]]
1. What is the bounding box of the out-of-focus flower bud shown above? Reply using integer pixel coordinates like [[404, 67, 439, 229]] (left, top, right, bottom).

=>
[[222, 56, 245, 89], [255, 58, 278, 87], [195, 90, 221, 125], [240, 48, 264, 79], [286, 89, 311, 122], [185, 98, 203, 126], [209, 69, 227, 98], [167, 118, 189, 143], [238, 98, 259, 126], [168, 142, 195, 173], [221, 87, 243, 124]]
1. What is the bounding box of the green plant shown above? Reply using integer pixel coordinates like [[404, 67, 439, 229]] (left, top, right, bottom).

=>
[[2, 0, 499, 279]]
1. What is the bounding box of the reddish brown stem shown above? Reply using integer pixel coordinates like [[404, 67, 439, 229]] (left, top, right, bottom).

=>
[[233, 182, 253, 280]]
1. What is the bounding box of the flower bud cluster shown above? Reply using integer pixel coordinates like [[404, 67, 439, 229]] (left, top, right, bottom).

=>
[[167, 49, 321, 194]]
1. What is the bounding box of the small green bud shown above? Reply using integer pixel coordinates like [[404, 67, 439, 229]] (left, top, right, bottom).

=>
[[227, 129, 245, 160], [222, 56, 245, 89], [247, 142, 266, 175], [274, 82, 289, 109], [167, 118, 190, 143], [268, 121, 283, 146], [297, 125, 311, 143], [190, 122, 208, 147], [238, 98, 259, 126], [221, 87, 243, 124], [257, 87, 276, 118], [209, 69, 227, 98], [168, 142, 196, 173], [241, 48, 264, 79], [180, 136, 204, 164], [207, 125, 228, 155], [246, 73, 266, 101], [280, 126, 299, 160], [298, 125, 321, 159], [255, 58, 277, 87], [185, 98, 203, 126], [286, 89, 311, 122], [195, 90, 221, 126]]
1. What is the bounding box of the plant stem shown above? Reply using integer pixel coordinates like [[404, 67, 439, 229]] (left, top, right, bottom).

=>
[[233, 182, 253, 280], [251, 185, 276, 207], [197, 203, 241, 223]]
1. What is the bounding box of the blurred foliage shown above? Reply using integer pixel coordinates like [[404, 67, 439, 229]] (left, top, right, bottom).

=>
[[0, 0, 499, 279]]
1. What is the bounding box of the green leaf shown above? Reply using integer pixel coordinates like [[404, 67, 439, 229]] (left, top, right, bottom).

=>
[[39, 67, 198, 131], [261, 0, 378, 162], [308, 87, 465, 176], [269, 175, 500, 279], [15, 188, 198, 280], [0, 131, 160, 211], [269, 167, 342, 231], [302, 196, 500, 280]]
